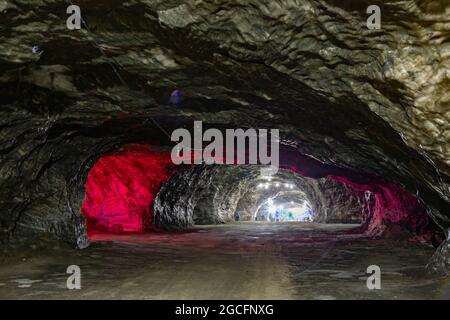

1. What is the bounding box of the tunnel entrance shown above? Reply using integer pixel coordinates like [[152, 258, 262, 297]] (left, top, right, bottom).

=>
[[255, 198, 314, 222], [254, 179, 314, 222]]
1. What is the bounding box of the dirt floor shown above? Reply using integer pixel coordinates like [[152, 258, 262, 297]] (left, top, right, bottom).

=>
[[0, 222, 449, 299]]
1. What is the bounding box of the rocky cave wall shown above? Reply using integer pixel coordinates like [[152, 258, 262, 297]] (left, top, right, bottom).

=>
[[81, 144, 175, 234], [307, 178, 365, 224], [154, 165, 260, 229], [329, 175, 442, 242]]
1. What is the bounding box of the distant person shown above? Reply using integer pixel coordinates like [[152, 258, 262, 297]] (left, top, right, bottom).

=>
[[305, 208, 313, 222], [275, 210, 281, 222], [287, 212, 294, 221], [234, 211, 240, 221]]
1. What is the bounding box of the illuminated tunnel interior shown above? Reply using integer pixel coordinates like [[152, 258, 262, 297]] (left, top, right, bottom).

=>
[[1, 0, 449, 300], [80, 143, 443, 246]]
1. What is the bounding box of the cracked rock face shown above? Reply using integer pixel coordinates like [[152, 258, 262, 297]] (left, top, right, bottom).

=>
[[428, 232, 450, 276], [0, 1, 449, 248], [154, 0, 450, 171]]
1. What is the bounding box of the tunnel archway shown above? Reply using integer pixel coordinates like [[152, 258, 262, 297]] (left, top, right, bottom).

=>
[[152, 162, 443, 245], [76, 140, 445, 247]]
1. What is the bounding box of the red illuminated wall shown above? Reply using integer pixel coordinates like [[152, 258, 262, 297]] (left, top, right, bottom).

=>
[[286, 163, 440, 241], [81, 144, 176, 234], [328, 175, 439, 241]]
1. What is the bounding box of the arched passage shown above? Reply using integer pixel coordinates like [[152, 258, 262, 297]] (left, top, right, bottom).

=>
[[76, 139, 444, 245], [153, 163, 443, 244]]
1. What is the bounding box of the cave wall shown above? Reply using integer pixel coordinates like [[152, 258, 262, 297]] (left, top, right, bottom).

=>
[[81, 144, 175, 234], [154, 165, 260, 229], [308, 178, 364, 224], [0, 129, 115, 248], [330, 175, 442, 241]]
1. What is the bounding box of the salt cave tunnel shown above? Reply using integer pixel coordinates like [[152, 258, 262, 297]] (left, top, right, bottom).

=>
[[0, 0, 449, 300]]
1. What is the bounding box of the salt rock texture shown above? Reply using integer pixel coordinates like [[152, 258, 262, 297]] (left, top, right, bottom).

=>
[[82, 145, 175, 234]]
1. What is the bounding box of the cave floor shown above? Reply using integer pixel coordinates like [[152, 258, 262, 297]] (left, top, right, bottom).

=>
[[0, 222, 449, 300]]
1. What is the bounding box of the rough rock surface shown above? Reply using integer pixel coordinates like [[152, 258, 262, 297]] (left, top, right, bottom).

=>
[[0, 1, 448, 249], [428, 235, 450, 275], [81, 144, 175, 233], [154, 165, 259, 229], [309, 179, 364, 224]]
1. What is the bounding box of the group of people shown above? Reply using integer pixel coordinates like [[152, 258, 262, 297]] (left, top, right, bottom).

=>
[[254, 207, 314, 222]]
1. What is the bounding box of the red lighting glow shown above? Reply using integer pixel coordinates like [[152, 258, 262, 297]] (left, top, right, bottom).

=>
[[81, 144, 176, 235], [328, 175, 438, 241]]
